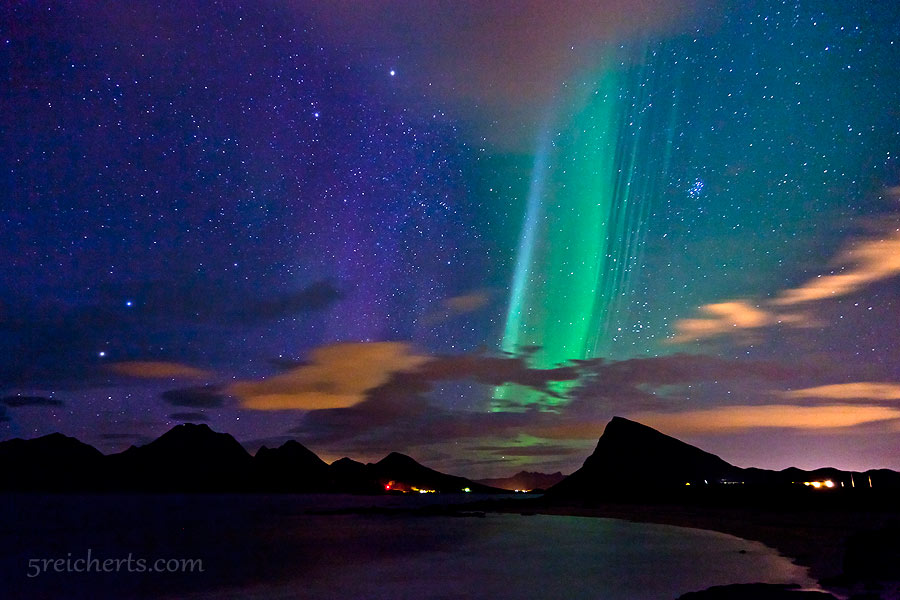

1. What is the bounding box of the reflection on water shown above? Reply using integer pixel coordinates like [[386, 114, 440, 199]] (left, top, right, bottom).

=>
[[1, 494, 817, 600]]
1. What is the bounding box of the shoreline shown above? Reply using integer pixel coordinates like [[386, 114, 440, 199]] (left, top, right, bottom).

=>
[[489, 500, 899, 599]]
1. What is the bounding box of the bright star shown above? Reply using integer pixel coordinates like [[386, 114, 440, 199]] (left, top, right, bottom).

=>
[[389, 69, 396, 76]]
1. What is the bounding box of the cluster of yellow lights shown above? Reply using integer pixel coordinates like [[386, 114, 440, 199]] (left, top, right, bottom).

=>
[[513, 489, 532, 493], [410, 486, 436, 494], [803, 480, 835, 489]]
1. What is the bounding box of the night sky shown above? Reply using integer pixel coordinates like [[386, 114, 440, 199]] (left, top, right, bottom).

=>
[[3, 0, 900, 477]]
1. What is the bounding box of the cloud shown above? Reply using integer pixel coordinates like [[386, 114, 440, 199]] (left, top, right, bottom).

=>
[[235, 342, 582, 412], [781, 382, 900, 401], [0, 395, 65, 407], [672, 220, 900, 343], [291, 403, 541, 448], [107, 278, 343, 324], [628, 404, 900, 434], [408, 353, 580, 392], [670, 301, 800, 343], [109, 361, 212, 379], [422, 290, 492, 325], [569, 353, 795, 409], [285, 351, 795, 461], [266, 357, 311, 371], [231, 280, 343, 323], [472, 443, 585, 458], [161, 385, 229, 408], [168, 411, 210, 422], [772, 229, 900, 306], [231, 342, 430, 410], [527, 421, 616, 440], [0, 278, 343, 388]]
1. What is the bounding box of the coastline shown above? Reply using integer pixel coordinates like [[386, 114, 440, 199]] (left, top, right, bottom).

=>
[[496, 501, 900, 599]]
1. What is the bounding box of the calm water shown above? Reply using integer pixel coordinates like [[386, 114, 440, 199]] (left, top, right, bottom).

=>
[[2, 494, 818, 599]]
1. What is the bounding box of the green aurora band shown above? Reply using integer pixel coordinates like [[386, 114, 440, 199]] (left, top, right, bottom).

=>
[[497, 47, 678, 409]]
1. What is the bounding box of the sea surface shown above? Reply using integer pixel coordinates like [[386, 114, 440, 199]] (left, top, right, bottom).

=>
[[1, 494, 819, 599]]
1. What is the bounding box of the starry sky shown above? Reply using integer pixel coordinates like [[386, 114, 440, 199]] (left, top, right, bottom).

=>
[[3, 0, 900, 477]]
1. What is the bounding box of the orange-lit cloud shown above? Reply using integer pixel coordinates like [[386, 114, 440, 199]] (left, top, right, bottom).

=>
[[781, 382, 900, 401], [627, 404, 900, 434], [672, 220, 900, 343], [109, 361, 212, 379], [231, 342, 429, 410], [772, 230, 900, 306], [671, 301, 775, 342], [670, 301, 810, 343]]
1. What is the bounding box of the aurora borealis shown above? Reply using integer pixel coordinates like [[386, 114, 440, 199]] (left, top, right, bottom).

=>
[[500, 46, 678, 385], [3, 0, 900, 476]]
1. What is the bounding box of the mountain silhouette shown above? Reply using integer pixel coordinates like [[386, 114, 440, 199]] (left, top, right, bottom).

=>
[[370, 452, 496, 494], [255, 439, 329, 491], [0, 424, 500, 494], [328, 457, 380, 493], [105, 423, 254, 491], [2, 419, 897, 494], [0, 432, 104, 490], [549, 417, 740, 498], [547, 416, 900, 499]]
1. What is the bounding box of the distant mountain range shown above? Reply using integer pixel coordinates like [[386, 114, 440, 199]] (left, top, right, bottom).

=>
[[547, 416, 900, 498], [476, 471, 566, 491], [1, 418, 897, 495], [0, 423, 499, 494]]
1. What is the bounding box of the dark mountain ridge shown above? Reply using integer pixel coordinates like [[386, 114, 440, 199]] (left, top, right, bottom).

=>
[[0, 423, 498, 494], [546, 417, 900, 499], [2, 418, 897, 495], [370, 452, 497, 494], [476, 470, 567, 491]]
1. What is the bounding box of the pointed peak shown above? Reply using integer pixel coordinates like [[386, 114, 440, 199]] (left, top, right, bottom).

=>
[[606, 416, 649, 430], [600, 416, 681, 441]]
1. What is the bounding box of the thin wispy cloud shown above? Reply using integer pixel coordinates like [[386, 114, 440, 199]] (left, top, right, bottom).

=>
[[109, 361, 212, 379], [781, 382, 900, 401], [628, 404, 900, 434], [672, 216, 900, 343]]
